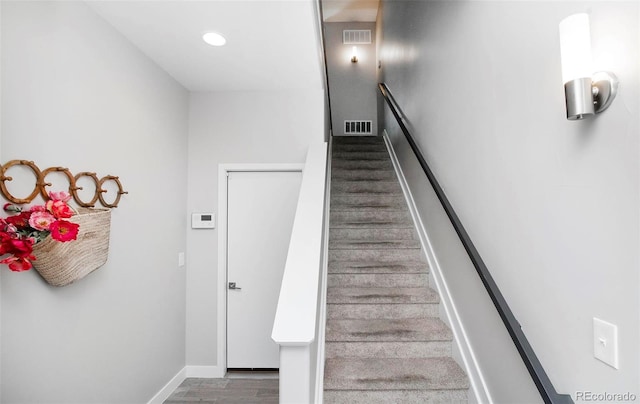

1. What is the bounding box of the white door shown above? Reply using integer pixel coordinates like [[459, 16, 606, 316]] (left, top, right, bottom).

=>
[[226, 170, 302, 369]]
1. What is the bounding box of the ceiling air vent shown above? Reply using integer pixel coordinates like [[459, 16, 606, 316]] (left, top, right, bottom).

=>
[[344, 120, 373, 135], [343, 30, 372, 45]]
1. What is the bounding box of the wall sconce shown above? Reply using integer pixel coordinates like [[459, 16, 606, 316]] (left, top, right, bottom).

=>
[[559, 13, 618, 120], [351, 46, 358, 63]]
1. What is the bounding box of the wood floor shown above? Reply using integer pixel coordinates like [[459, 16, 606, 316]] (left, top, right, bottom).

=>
[[163, 374, 278, 404]]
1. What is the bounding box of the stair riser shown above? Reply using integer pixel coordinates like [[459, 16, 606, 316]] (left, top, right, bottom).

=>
[[327, 304, 438, 319], [332, 181, 402, 195], [327, 287, 436, 304], [330, 211, 413, 228], [324, 357, 470, 391], [332, 143, 388, 152], [329, 248, 425, 263], [323, 389, 468, 404], [332, 169, 396, 181], [332, 136, 384, 144], [325, 341, 451, 359], [328, 274, 428, 288], [330, 228, 419, 249], [330, 240, 421, 250], [332, 151, 389, 160], [331, 160, 394, 170], [326, 318, 452, 342], [331, 228, 417, 240], [329, 262, 428, 274], [330, 195, 406, 211]]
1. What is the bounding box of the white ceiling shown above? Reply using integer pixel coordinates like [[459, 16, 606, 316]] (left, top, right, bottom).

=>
[[86, 0, 377, 92], [322, 0, 379, 22], [87, 0, 325, 92]]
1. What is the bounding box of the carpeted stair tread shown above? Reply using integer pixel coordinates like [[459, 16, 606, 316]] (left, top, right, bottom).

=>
[[332, 159, 394, 170], [332, 136, 384, 144], [326, 317, 452, 342], [330, 195, 407, 211], [327, 287, 438, 304], [332, 169, 397, 181], [329, 226, 421, 249], [327, 302, 438, 319], [333, 143, 388, 152], [332, 180, 403, 195], [323, 389, 468, 403], [325, 340, 452, 361], [332, 151, 390, 160], [329, 260, 429, 274], [329, 248, 425, 262], [328, 273, 428, 288], [324, 357, 470, 391], [330, 210, 413, 228], [330, 239, 421, 250], [331, 227, 418, 241]]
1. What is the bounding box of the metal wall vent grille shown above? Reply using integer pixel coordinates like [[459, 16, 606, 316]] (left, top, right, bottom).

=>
[[344, 120, 373, 135], [343, 30, 372, 44]]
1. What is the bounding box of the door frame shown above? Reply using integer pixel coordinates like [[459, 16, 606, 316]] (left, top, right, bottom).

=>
[[217, 163, 304, 374]]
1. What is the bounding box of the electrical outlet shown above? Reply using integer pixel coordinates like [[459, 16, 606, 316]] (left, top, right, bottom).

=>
[[593, 318, 619, 369], [178, 252, 185, 267]]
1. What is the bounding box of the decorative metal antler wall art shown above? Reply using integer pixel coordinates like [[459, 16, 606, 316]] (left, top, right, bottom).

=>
[[0, 160, 127, 208]]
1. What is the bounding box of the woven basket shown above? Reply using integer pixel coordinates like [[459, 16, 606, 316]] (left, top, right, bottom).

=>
[[32, 208, 111, 287]]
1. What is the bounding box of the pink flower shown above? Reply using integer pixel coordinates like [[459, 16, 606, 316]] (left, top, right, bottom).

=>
[[0, 190, 81, 273], [28, 205, 46, 213], [46, 200, 75, 219], [0, 232, 14, 255], [6, 238, 35, 257], [0, 234, 36, 271], [2, 223, 17, 234], [28, 211, 56, 231], [49, 191, 72, 203], [0, 236, 34, 258], [49, 220, 79, 242], [0, 256, 34, 272]]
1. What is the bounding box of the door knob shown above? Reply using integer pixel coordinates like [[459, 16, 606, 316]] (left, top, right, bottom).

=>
[[228, 282, 242, 290]]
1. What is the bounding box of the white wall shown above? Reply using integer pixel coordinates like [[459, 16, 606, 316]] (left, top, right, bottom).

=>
[[380, 0, 639, 401], [186, 90, 324, 367], [325, 22, 378, 136], [1, 2, 189, 402]]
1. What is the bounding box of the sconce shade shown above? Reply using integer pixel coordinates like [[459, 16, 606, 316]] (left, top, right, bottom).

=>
[[558, 13, 619, 120], [559, 13, 592, 84], [351, 46, 358, 63]]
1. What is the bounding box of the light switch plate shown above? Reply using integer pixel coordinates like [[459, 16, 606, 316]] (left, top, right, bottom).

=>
[[593, 317, 619, 369], [178, 252, 185, 267]]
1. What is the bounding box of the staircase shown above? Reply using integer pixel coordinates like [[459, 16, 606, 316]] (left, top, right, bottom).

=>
[[323, 136, 469, 403]]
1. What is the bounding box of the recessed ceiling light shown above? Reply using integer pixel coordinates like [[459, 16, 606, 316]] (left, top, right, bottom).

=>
[[203, 32, 226, 47]]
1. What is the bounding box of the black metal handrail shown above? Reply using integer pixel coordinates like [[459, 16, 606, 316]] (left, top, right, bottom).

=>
[[379, 82, 573, 404]]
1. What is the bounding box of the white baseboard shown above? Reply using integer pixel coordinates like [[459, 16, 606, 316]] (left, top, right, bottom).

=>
[[186, 365, 225, 378], [147, 365, 225, 404], [147, 367, 187, 404], [382, 131, 492, 404]]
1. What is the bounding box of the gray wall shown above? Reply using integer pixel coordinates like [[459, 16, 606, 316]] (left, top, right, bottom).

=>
[[325, 22, 378, 136], [186, 90, 324, 367], [379, 0, 639, 401], [1, 2, 188, 402]]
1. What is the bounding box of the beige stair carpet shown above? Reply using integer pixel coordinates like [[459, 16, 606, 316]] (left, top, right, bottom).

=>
[[324, 136, 469, 404]]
